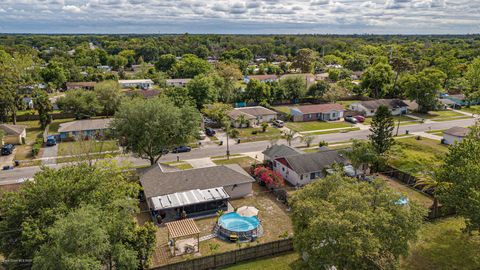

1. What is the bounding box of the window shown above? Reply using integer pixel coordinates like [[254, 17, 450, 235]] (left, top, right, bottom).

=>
[[282, 167, 285, 172], [300, 175, 303, 180], [310, 173, 315, 179]]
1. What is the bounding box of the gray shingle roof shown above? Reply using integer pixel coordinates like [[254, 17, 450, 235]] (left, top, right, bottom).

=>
[[281, 149, 348, 174], [444, 126, 469, 137], [58, 118, 113, 133], [359, 99, 408, 110], [139, 164, 255, 199], [0, 124, 26, 136], [262, 144, 304, 159]]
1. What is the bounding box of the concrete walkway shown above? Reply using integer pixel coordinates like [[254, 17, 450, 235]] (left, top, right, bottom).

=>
[[411, 131, 443, 141], [41, 144, 58, 165], [450, 108, 476, 117], [186, 157, 216, 168]]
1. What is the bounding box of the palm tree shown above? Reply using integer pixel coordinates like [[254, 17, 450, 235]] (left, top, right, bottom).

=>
[[341, 140, 377, 176], [301, 135, 314, 147], [283, 130, 296, 146], [261, 122, 269, 132], [415, 168, 443, 219], [235, 114, 249, 128]]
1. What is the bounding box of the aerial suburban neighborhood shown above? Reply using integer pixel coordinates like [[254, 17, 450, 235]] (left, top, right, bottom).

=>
[[0, 1, 479, 270]]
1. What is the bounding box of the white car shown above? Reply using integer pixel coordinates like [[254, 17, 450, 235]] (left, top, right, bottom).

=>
[[273, 120, 284, 127]]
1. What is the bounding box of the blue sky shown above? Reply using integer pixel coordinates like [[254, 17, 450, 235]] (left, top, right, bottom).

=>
[[0, 0, 479, 34]]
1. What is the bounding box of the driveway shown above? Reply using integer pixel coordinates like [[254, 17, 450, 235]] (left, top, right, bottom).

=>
[[0, 150, 15, 168], [41, 144, 58, 165]]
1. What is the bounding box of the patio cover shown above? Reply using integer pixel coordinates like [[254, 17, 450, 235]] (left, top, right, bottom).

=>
[[166, 218, 200, 239], [150, 187, 230, 211]]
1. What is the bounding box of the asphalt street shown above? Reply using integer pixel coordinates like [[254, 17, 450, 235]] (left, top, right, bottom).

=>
[[0, 117, 476, 183]]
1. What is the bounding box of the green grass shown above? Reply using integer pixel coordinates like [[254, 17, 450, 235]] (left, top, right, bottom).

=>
[[400, 217, 480, 270], [236, 127, 283, 142], [213, 156, 257, 168], [285, 121, 352, 132], [173, 163, 193, 170], [337, 100, 361, 109], [56, 153, 119, 163], [412, 110, 471, 121], [304, 127, 360, 135], [364, 115, 417, 125], [271, 106, 292, 114], [461, 105, 480, 115], [48, 118, 76, 133], [389, 137, 448, 179], [379, 176, 433, 209], [58, 140, 119, 156], [223, 252, 302, 270]]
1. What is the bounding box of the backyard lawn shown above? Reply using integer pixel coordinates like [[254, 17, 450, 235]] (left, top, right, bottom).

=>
[[139, 183, 294, 267], [400, 217, 480, 270], [378, 175, 433, 209], [224, 253, 301, 270], [236, 127, 283, 142], [389, 137, 448, 179], [57, 140, 119, 156], [337, 100, 361, 109], [285, 121, 352, 132], [271, 106, 291, 114]]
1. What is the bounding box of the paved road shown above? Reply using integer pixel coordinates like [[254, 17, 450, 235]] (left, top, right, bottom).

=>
[[0, 117, 476, 183]]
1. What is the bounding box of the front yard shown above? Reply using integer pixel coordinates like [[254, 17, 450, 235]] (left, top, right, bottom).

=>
[[285, 121, 352, 132], [57, 140, 119, 156], [411, 110, 472, 122], [236, 127, 283, 142], [363, 115, 418, 126], [460, 105, 480, 115], [213, 156, 258, 168], [389, 137, 448, 180]]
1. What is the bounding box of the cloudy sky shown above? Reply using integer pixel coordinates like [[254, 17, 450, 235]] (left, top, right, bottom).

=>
[[0, 0, 478, 34]]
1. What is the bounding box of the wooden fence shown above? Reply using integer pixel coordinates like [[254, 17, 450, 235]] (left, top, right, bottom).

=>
[[149, 238, 294, 270]]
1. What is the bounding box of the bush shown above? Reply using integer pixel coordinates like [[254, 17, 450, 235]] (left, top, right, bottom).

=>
[[251, 130, 258, 135], [31, 138, 44, 157], [319, 140, 329, 147]]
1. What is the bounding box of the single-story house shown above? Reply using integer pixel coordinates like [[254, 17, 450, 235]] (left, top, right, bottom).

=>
[[349, 99, 408, 117], [132, 64, 154, 72], [272, 149, 348, 186], [443, 94, 480, 106], [443, 126, 470, 145], [244, 75, 278, 83], [439, 98, 461, 109], [229, 106, 278, 128], [58, 118, 113, 140], [166, 79, 191, 88], [96, 65, 112, 72], [0, 124, 27, 145], [139, 164, 255, 221], [290, 104, 344, 122], [118, 79, 154, 90], [280, 73, 316, 88], [66, 82, 97, 91], [262, 144, 304, 162]]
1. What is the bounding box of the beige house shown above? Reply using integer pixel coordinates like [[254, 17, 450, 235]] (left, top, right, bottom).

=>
[[443, 126, 470, 145], [228, 106, 278, 128], [0, 124, 27, 145]]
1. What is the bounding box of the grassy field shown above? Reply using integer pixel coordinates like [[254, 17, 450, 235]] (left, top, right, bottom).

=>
[[411, 110, 471, 122], [236, 127, 283, 142], [461, 105, 480, 115], [378, 175, 433, 209], [58, 140, 119, 156], [213, 156, 258, 168], [400, 217, 480, 270], [389, 137, 448, 179], [304, 127, 360, 135], [223, 253, 302, 270], [285, 121, 352, 132], [364, 115, 418, 125], [271, 106, 291, 114]]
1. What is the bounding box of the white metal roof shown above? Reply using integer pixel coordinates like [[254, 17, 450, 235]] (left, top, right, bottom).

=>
[[150, 187, 230, 211]]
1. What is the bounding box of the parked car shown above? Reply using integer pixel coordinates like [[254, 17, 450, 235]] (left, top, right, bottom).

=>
[[273, 119, 284, 128], [172, 146, 192, 153], [46, 135, 57, 146], [353, 115, 365, 123], [205, 127, 216, 136], [1, 144, 15, 156], [344, 116, 358, 124]]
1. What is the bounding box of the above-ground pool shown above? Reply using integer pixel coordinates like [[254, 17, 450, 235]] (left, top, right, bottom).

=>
[[215, 212, 263, 242]]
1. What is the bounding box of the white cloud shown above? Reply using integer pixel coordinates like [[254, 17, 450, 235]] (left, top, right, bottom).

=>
[[62, 5, 83, 13]]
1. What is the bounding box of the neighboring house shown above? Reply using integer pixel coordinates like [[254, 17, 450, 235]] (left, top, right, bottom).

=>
[[166, 78, 191, 88], [96, 65, 112, 72], [66, 82, 97, 91], [0, 124, 27, 145], [58, 118, 113, 140], [118, 79, 154, 89], [139, 164, 255, 221], [290, 104, 344, 122], [22, 97, 34, 109], [315, 73, 329, 81], [439, 98, 461, 109], [443, 126, 470, 145], [272, 149, 348, 186], [132, 64, 154, 72], [229, 106, 278, 128], [349, 99, 408, 117], [443, 94, 480, 106], [262, 144, 304, 162], [244, 75, 278, 83], [280, 73, 316, 88]]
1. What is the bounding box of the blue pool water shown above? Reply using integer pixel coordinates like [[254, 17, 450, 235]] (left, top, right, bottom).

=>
[[218, 212, 260, 232]]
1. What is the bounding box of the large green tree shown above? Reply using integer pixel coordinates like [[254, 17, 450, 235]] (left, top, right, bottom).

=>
[[94, 80, 123, 116], [112, 97, 201, 165], [244, 79, 271, 103], [32, 88, 53, 129], [291, 174, 425, 269], [155, 54, 177, 72], [57, 89, 102, 119], [280, 76, 307, 100], [186, 75, 218, 109], [40, 62, 67, 91], [172, 54, 212, 78], [464, 58, 480, 106], [369, 105, 395, 168], [401, 68, 446, 113], [0, 161, 157, 270], [437, 123, 480, 232], [292, 48, 317, 73], [361, 62, 395, 98]]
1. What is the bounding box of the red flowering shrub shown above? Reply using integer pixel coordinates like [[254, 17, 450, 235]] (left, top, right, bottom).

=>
[[253, 166, 285, 189]]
